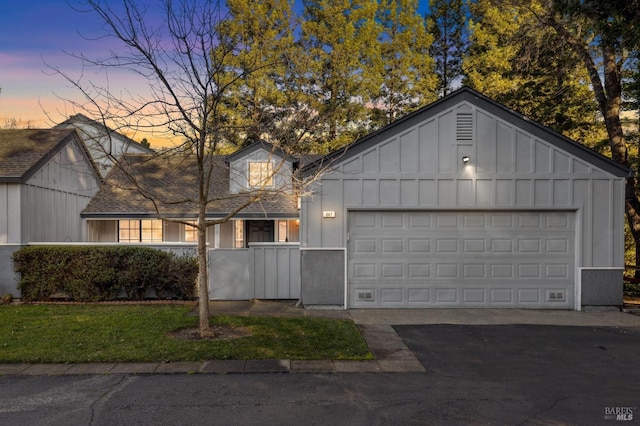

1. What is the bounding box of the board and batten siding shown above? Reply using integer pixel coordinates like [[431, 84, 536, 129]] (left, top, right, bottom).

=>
[[0, 183, 21, 243], [19, 139, 99, 243], [300, 100, 626, 307], [228, 147, 294, 195]]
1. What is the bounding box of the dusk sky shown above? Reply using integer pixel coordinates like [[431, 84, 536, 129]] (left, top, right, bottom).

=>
[[0, 0, 152, 131], [0, 0, 431, 144]]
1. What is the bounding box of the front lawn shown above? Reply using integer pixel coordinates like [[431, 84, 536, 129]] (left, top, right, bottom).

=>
[[0, 304, 372, 363]]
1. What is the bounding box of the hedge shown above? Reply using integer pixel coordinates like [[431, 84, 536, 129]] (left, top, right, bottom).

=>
[[12, 246, 198, 302]]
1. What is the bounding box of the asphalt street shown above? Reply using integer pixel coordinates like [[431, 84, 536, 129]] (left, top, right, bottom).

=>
[[1, 324, 639, 425], [395, 324, 640, 425], [0, 372, 609, 425]]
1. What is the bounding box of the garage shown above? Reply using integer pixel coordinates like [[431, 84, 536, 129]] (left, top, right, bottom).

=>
[[348, 210, 575, 308], [299, 88, 628, 309]]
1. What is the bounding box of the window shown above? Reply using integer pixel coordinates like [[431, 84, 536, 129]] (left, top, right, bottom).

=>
[[184, 221, 198, 242], [118, 219, 140, 242], [234, 220, 244, 248], [278, 220, 288, 242], [141, 219, 163, 242], [118, 219, 163, 242], [249, 161, 273, 187]]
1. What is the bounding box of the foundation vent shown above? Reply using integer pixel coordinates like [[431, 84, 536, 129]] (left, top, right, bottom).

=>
[[357, 291, 375, 302], [546, 290, 566, 302]]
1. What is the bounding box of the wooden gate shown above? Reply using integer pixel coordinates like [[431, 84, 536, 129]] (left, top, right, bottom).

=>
[[208, 243, 300, 300]]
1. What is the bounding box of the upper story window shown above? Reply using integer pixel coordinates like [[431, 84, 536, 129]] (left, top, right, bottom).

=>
[[119, 219, 163, 242], [248, 161, 273, 187]]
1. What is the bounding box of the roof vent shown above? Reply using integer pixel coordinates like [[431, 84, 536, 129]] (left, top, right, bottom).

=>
[[456, 112, 473, 141]]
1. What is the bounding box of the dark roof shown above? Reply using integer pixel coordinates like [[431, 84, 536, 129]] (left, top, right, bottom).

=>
[[225, 140, 285, 163], [0, 129, 101, 182], [302, 86, 631, 178], [56, 114, 155, 153], [81, 153, 299, 219]]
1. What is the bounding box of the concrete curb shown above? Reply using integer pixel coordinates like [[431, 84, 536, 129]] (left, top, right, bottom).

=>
[[0, 359, 425, 376]]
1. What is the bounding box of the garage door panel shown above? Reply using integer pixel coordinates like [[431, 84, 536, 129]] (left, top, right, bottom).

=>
[[464, 239, 486, 252], [408, 289, 430, 302], [490, 289, 513, 303], [463, 264, 486, 278], [349, 211, 574, 308], [436, 239, 458, 253], [409, 239, 430, 252], [435, 288, 459, 303], [463, 288, 486, 303], [382, 239, 403, 252], [409, 214, 431, 228], [350, 285, 573, 308], [463, 214, 486, 227]]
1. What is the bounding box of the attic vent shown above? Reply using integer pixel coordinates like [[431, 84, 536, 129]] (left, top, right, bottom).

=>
[[456, 112, 473, 141], [357, 290, 375, 302], [546, 290, 566, 302]]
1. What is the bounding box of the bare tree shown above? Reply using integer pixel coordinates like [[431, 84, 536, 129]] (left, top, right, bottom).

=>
[[52, 0, 324, 337]]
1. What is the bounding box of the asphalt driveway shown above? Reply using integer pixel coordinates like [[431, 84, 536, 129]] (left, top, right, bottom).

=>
[[395, 324, 640, 424]]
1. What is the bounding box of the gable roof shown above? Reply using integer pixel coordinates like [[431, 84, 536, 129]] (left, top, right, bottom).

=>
[[56, 114, 154, 154], [81, 153, 299, 219], [0, 128, 101, 183], [225, 140, 290, 163], [302, 86, 630, 178]]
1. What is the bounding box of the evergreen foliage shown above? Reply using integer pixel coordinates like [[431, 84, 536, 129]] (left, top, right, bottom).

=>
[[12, 246, 197, 302], [371, 0, 437, 128], [426, 0, 468, 96]]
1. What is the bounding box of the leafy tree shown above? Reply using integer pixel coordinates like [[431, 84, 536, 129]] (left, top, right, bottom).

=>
[[537, 0, 640, 265], [54, 0, 324, 337], [298, 0, 381, 152], [426, 0, 468, 96], [371, 0, 437, 127], [623, 51, 640, 143], [464, 0, 640, 266], [463, 0, 604, 144], [216, 0, 307, 149]]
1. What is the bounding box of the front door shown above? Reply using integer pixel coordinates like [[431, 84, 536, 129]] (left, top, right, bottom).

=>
[[246, 220, 274, 246]]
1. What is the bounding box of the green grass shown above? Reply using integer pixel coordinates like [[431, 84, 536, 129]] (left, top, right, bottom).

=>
[[0, 304, 373, 363]]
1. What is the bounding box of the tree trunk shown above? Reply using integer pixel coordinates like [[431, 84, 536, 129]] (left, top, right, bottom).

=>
[[197, 205, 212, 338], [626, 194, 640, 277], [599, 45, 640, 274]]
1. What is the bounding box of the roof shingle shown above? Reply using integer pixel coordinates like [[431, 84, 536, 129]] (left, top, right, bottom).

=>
[[82, 153, 299, 218], [0, 129, 88, 180]]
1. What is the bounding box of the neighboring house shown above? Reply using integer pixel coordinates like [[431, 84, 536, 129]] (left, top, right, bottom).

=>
[[0, 128, 102, 295], [299, 87, 630, 310], [56, 114, 154, 177], [81, 142, 302, 248]]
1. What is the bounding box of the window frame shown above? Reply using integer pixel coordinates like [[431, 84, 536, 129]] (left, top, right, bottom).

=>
[[248, 161, 274, 187], [118, 219, 163, 243], [234, 220, 244, 248], [184, 220, 198, 242]]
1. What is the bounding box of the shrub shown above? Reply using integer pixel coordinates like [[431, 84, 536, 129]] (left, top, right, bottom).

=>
[[12, 246, 197, 302], [624, 281, 640, 298]]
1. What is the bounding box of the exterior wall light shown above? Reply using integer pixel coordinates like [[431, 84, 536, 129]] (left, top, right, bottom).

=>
[[462, 156, 470, 164]]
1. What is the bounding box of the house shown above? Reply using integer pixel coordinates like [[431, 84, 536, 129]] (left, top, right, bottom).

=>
[[56, 114, 154, 177], [299, 87, 630, 310], [81, 142, 302, 247], [0, 128, 102, 296]]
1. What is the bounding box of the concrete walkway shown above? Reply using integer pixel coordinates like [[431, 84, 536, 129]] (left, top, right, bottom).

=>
[[2, 300, 639, 376]]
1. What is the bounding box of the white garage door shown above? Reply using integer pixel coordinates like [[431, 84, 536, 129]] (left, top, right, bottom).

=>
[[348, 211, 575, 308]]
